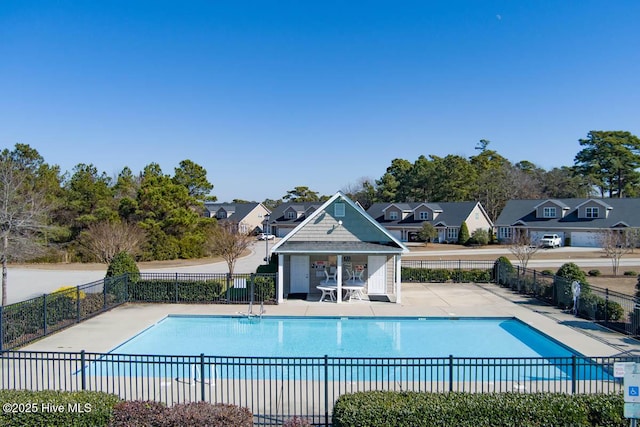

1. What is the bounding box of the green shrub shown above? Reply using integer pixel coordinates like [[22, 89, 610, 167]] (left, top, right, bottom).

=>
[[579, 293, 625, 321], [457, 222, 470, 245], [624, 271, 638, 276], [402, 268, 451, 282], [0, 390, 119, 427], [332, 391, 624, 427], [493, 256, 515, 285], [106, 251, 140, 281], [556, 263, 588, 286], [459, 269, 492, 283], [253, 275, 276, 301], [468, 228, 489, 246], [588, 269, 601, 276], [127, 279, 226, 303], [541, 269, 554, 276]]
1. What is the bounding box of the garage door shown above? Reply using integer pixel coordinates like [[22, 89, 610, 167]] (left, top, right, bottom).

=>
[[571, 232, 601, 248]]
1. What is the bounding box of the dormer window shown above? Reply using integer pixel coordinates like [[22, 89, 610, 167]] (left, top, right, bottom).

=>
[[543, 207, 556, 218], [216, 211, 227, 219], [586, 207, 599, 218], [419, 211, 428, 220], [389, 211, 398, 220], [286, 211, 296, 219]]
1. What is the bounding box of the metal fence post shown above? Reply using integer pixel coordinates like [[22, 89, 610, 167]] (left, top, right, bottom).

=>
[[571, 355, 577, 394], [324, 355, 329, 427], [250, 274, 255, 305], [76, 286, 81, 323], [448, 355, 454, 392], [103, 278, 108, 309], [175, 273, 179, 304], [200, 353, 206, 401], [605, 288, 610, 326], [43, 293, 48, 336], [0, 305, 3, 352], [81, 350, 86, 391], [226, 274, 231, 303]]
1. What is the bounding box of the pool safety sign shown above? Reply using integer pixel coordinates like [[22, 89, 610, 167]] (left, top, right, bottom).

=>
[[624, 363, 640, 419]]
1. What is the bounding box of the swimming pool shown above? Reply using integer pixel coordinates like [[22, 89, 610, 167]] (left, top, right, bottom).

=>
[[84, 315, 611, 382], [109, 315, 576, 358]]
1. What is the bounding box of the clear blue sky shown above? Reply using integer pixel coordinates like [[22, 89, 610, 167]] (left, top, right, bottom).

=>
[[2, 1, 639, 202]]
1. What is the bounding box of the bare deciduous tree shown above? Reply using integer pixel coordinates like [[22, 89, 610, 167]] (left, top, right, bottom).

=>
[[599, 229, 632, 276], [0, 157, 52, 305], [507, 229, 540, 270], [79, 221, 146, 263], [207, 221, 254, 274]]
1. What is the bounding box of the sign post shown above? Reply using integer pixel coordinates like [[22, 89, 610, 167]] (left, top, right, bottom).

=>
[[623, 363, 640, 425]]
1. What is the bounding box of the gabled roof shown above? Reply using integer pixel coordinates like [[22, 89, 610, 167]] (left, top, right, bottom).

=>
[[533, 199, 571, 210], [575, 198, 613, 210], [204, 202, 265, 221], [269, 202, 323, 224], [495, 198, 640, 229], [271, 192, 408, 254], [367, 201, 489, 227]]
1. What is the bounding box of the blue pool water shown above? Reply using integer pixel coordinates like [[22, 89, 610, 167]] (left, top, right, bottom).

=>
[[88, 316, 608, 381], [110, 316, 575, 358]]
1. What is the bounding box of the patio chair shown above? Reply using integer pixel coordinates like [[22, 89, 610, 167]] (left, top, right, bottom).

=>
[[320, 269, 337, 285]]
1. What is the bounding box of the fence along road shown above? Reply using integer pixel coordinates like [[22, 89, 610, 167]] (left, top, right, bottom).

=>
[[6, 243, 640, 304], [5, 241, 267, 305]]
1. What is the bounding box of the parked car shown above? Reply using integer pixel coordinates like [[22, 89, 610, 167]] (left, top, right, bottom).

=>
[[539, 234, 562, 248], [257, 233, 275, 240]]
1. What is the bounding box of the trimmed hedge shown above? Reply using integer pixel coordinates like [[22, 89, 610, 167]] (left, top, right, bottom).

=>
[[401, 267, 492, 283], [0, 390, 119, 427], [332, 391, 625, 427], [127, 279, 226, 303]]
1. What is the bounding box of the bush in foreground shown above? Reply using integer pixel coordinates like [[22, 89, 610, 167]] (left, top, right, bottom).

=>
[[109, 400, 253, 427], [332, 391, 624, 427]]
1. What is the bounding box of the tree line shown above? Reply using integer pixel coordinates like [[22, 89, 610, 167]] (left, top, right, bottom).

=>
[[2, 130, 639, 265]]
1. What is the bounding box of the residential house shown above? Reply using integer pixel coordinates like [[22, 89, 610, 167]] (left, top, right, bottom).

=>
[[268, 202, 323, 238], [366, 202, 493, 243], [270, 192, 409, 303], [494, 198, 640, 247], [204, 202, 271, 235]]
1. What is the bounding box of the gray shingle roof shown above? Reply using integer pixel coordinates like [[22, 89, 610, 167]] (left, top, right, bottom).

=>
[[495, 198, 640, 229], [203, 202, 263, 221], [268, 202, 323, 225], [367, 201, 481, 227], [274, 241, 405, 254]]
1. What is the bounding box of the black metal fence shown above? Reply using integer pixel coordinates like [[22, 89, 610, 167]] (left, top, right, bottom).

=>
[[401, 260, 495, 283], [492, 261, 639, 337], [0, 350, 631, 426], [0, 273, 277, 351]]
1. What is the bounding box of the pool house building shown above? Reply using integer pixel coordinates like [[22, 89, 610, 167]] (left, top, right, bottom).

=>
[[270, 191, 409, 303]]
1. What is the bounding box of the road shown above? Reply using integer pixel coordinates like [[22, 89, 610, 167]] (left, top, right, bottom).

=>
[[4, 243, 640, 304], [4, 241, 269, 305]]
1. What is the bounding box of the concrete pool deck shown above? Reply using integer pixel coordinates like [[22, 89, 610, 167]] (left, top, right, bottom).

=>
[[22, 282, 640, 357]]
